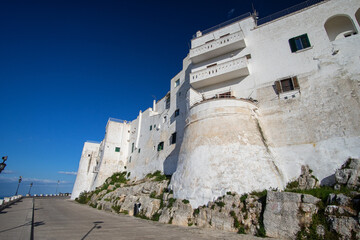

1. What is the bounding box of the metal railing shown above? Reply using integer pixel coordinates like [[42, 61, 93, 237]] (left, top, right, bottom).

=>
[[257, 0, 325, 26], [86, 140, 101, 144], [108, 117, 127, 123], [192, 12, 252, 39]]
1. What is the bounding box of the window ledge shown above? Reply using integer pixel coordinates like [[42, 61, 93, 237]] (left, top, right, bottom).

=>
[[295, 46, 313, 53], [279, 89, 300, 100]]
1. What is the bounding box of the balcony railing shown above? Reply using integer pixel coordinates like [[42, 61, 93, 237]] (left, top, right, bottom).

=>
[[192, 12, 252, 39], [257, 0, 325, 26], [190, 31, 245, 63], [190, 57, 249, 89]]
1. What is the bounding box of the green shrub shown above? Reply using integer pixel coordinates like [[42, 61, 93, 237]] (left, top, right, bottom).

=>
[[238, 227, 245, 234], [112, 205, 120, 213], [168, 217, 173, 224], [285, 186, 352, 202], [168, 198, 176, 208], [121, 210, 129, 215], [194, 208, 200, 215], [146, 171, 168, 181], [76, 191, 91, 204], [215, 201, 225, 208], [226, 191, 235, 196], [286, 180, 299, 189], [240, 194, 247, 203], [182, 199, 190, 204], [256, 224, 266, 238], [108, 172, 128, 185], [90, 202, 97, 208], [150, 191, 157, 198], [250, 190, 267, 199], [151, 212, 161, 221]]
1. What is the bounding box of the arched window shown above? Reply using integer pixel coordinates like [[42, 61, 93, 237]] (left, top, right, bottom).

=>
[[356, 9, 360, 26], [324, 15, 357, 41]]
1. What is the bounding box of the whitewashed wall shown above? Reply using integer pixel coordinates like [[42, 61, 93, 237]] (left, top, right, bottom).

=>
[[71, 142, 100, 199]]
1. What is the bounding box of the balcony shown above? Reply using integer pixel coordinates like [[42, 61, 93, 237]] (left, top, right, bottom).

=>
[[190, 57, 249, 89], [190, 31, 246, 64]]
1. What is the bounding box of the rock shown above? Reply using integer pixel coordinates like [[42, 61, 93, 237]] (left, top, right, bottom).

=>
[[263, 191, 320, 239], [325, 205, 357, 217], [327, 193, 351, 206], [210, 208, 235, 232], [138, 196, 161, 218], [297, 165, 319, 190], [194, 207, 212, 228], [335, 158, 360, 190], [170, 200, 193, 227], [336, 194, 351, 206], [107, 185, 115, 191], [328, 216, 360, 239], [316, 225, 325, 238]]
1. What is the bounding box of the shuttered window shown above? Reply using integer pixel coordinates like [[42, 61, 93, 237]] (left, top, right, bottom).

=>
[[157, 142, 164, 151], [289, 34, 311, 52], [275, 76, 300, 94]]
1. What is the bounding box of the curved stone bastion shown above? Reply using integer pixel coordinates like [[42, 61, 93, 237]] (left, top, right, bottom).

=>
[[170, 99, 285, 207]]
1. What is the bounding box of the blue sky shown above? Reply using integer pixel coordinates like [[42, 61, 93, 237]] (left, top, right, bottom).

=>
[[0, 0, 306, 197]]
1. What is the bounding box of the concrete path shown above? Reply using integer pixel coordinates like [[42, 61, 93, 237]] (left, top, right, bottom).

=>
[[34, 198, 266, 240], [0, 198, 33, 240]]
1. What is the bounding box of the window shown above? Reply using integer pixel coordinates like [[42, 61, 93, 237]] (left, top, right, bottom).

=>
[[157, 142, 164, 151], [275, 76, 300, 94], [218, 92, 232, 98], [129, 157, 131, 163], [115, 147, 120, 152], [163, 116, 167, 123], [171, 132, 177, 144], [138, 148, 141, 153], [175, 79, 180, 87], [88, 154, 91, 157], [289, 34, 311, 52], [175, 109, 180, 117], [150, 125, 152, 131], [165, 94, 170, 109], [131, 143, 134, 153]]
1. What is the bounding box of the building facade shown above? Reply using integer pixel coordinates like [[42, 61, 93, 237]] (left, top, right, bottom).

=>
[[72, 0, 360, 208]]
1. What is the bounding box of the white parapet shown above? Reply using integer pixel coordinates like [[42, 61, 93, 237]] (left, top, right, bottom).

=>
[[190, 56, 249, 89], [190, 31, 246, 64]]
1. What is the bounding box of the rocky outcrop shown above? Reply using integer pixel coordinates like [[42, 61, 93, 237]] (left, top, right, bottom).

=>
[[335, 158, 360, 191], [286, 164, 320, 190], [77, 161, 360, 239], [192, 193, 264, 235], [263, 191, 320, 239]]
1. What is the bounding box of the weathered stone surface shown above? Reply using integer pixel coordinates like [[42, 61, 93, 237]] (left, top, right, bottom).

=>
[[170, 200, 193, 227], [335, 158, 360, 190], [263, 191, 320, 240], [297, 165, 319, 190], [138, 196, 161, 218], [316, 225, 325, 238], [328, 216, 360, 239]]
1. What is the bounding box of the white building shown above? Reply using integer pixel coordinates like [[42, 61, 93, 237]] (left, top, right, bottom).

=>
[[72, 0, 360, 208]]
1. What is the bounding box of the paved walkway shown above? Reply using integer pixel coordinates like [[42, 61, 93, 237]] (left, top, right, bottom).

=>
[[34, 198, 266, 240], [0, 198, 33, 240]]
